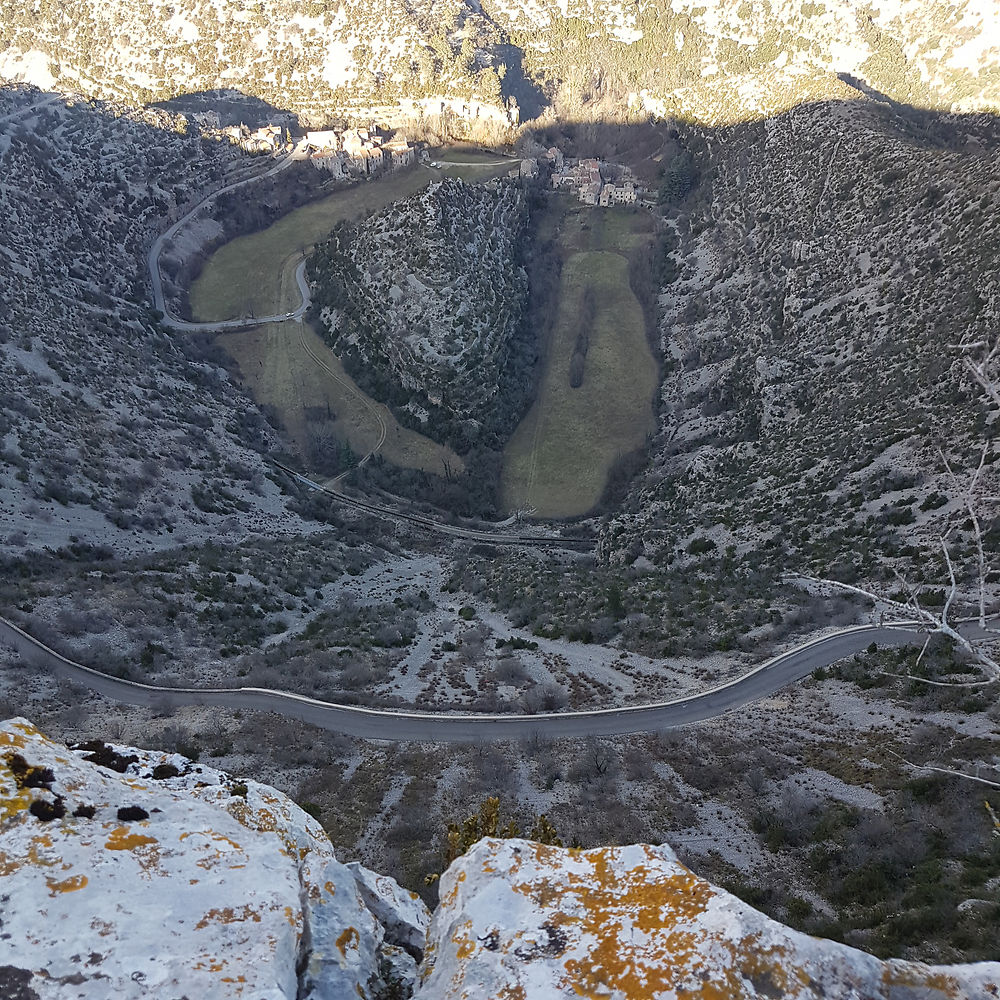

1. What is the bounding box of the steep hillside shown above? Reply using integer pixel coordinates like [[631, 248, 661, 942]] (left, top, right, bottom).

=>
[[308, 177, 532, 450], [0, 89, 309, 559], [487, 0, 1000, 119], [1, 0, 998, 124], [600, 98, 1000, 599], [0, 0, 509, 121]]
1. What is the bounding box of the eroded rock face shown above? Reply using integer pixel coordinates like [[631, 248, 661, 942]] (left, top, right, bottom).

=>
[[0, 718, 429, 1000], [417, 838, 1000, 1000]]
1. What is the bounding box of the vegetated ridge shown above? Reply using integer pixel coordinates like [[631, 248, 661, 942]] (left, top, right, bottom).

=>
[[308, 177, 533, 452], [1, 1, 998, 127], [0, 91, 310, 557]]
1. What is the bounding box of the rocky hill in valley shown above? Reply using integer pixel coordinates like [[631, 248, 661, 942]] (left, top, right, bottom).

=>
[[5, 718, 999, 1000], [308, 178, 532, 450]]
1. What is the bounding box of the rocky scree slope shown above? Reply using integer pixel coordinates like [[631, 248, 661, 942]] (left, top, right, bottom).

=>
[[0, 89, 307, 559], [601, 96, 1000, 601], [0, 717, 430, 1000], [1, 0, 999, 123], [3, 719, 999, 1000], [308, 177, 530, 449]]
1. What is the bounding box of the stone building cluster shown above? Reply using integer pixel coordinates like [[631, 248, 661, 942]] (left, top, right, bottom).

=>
[[220, 123, 289, 154], [305, 125, 416, 177], [545, 151, 639, 206]]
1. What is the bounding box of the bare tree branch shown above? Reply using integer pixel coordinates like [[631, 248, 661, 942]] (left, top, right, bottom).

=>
[[886, 749, 1000, 789]]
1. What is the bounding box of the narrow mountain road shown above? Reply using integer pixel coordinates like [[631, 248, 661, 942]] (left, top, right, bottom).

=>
[[147, 140, 311, 332], [3, 615, 984, 742], [0, 93, 60, 127], [272, 462, 589, 549]]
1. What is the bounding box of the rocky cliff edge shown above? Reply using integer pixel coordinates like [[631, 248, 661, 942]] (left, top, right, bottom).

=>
[[2, 719, 999, 1000]]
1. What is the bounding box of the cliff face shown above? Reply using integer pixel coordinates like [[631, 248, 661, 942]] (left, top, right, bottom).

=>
[[0, 718, 429, 1000], [3, 719, 998, 1000]]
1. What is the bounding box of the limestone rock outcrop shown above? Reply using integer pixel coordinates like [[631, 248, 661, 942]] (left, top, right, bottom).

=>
[[416, 838, 1000, 1000], [0, 718, 429, 1000]]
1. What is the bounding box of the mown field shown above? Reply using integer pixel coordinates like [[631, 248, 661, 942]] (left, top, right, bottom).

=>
[[502, 203, 659, 518], [190, 167, 435, 321], [217, 321, 461, 477], [192, 166, 462, 476]]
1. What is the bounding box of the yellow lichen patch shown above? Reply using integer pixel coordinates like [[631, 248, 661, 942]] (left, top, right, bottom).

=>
[[0, 753, 37, 823], [498, 986, 527, 1000], [283, 905, 298, 927], [882, 967, 962, 998], [324, 880, 338, 897], [25, 835, 59, 869], [180, 830, 242, 852], [194, 958, 227, 973], [1, 720, 39, 745], [195, 905, 263, 931], [336, 926, 360, 957], [46, 873, 88, 895], [441, 869, 468, 909], [718, 934, 818, 999], [104, 827, 158, 851], [501, 846, 717, 1000], [221, 976, 247, 985]]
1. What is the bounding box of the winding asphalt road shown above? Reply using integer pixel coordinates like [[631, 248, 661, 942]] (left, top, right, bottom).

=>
[[0, 615, 960, 742], [147, 140, 312, 332]]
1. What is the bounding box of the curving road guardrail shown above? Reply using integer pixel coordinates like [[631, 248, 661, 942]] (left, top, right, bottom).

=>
[[1, 614, 948, 742]]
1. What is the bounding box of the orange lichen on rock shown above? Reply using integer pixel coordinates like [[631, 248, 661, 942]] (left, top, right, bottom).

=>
[[506, 844, 718, 999], [1, 720, 38, 746], [180, 829, 242, 852], [194, 958, 227, 973], [104, 826, 158, 851], [882, 966, 966, 998], [452, 919, 477, 961], [195, 905, 264, 930], [0, 753, 37, 822], [336, 926, 360, 957], [441, 868, 467, 909], [498, 986, 527, 1000], [46, 873, 88, 896]]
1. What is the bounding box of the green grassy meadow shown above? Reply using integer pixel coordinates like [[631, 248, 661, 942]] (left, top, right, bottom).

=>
[[502, 205, 659, 518], [192, 166, 462, 475], [190, 167, 434, 321]]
